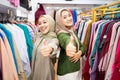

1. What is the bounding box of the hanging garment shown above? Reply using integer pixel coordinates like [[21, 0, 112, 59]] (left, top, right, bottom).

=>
[[35, 4, 46, 25], [4, 23, 27, 80], [72, 9, 77, 25], [105, 22, 120, 80], [111, 36, 120, 80], [91, 21, 114, 80], [0, 24, 18, 72], [20, 0, 29, 10], [83, 20, 92, 54], [0, 32, 3, 41], [97, 21, 116, 80], [83, 22, 97, 80], [8, 0, 20, 7], [92, 21, 112, 80], [17, 24, 33, 62], [21, 23, 34, 40], [0, 29, 19, 80], [0, 33, 2, 80]]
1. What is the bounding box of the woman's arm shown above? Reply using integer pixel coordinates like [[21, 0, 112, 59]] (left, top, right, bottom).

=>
[[58, 33, 77, 57], [48, 38, 59, 58]]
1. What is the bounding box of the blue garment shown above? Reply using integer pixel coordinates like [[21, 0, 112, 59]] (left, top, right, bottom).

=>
[[0, 24, 18, 72], [115, 13, 120, 18], [80, 21, 86, 41], [117, 4, 120, 7], [0, 32, 4, 41], [76, 22, 80, 34], [17, 24, 33, 62], [72, 9, 77, 25]]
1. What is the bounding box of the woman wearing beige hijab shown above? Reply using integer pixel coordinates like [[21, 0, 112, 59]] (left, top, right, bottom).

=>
[[29, 15, 59, 80], [56, 9, 85, 80]]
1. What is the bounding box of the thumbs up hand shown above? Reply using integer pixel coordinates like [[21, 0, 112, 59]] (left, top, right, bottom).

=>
[[40, 39, 53, 57], [69, 35, 74, 44], [42, 39, 47, 46], [66, 36, 76, 57]]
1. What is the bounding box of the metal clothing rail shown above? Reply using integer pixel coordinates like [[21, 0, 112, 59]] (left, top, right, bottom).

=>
[[92, 1, 120, 22], [93, 1, 120, 10]]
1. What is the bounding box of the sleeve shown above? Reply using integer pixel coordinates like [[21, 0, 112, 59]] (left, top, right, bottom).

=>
[[74, 31, 85, 56], [79, 39, 85, 56], [57, 33, 70, 49], [48, 38, 59, 58]]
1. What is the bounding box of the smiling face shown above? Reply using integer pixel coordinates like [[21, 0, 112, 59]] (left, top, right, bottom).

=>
[[38, 16, 50, 34], [61, 10, 73, 29]]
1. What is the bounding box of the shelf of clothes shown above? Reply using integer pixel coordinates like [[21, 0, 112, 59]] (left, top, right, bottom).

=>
[[75, 18, 120, 80], [0, 20, 37, 80]]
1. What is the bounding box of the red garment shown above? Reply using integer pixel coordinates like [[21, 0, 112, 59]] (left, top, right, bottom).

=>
[[82, 25, 94, 80], [83, 21, 101, 80], [82, 45, 91, 80], [99, 22, 114, 60], [95, 21, 112, 80], [35, 4, 46, 25], [97, 22, 114, 80], [111, 37, 120, 80], [97, 21, 112, 58]]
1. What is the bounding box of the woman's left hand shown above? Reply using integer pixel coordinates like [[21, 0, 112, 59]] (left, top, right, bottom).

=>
[[69, 50, 82, 63]]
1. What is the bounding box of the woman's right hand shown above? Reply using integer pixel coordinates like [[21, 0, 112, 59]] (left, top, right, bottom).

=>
[[66, 36, 76, 57], [40, 39, 53, 57]]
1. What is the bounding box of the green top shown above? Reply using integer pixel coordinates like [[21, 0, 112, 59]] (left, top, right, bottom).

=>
[[57, 32, 84, 75]]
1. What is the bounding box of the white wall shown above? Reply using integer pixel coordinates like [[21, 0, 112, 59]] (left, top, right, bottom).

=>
[[28, 0, 118, 23]]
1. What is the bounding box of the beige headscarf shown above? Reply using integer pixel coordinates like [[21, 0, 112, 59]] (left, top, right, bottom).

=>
[[55, 8, 80, 51], [37, 15, 57, 39]]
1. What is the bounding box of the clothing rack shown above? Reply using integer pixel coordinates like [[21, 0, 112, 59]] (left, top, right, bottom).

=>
[[77, 10, 92, 22], [93, 1, 120, 10], [0, 8, 16, 22], [99, 8, 120, 16], [92, 1, 120, 22], [15, 16, 28, 21]]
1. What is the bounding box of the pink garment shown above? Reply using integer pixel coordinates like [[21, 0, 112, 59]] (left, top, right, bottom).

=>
[[105, 22, 120, 80], [0, 30, 19, 80], [111, 36, 120, 80], [8, 0, 20, 7]]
